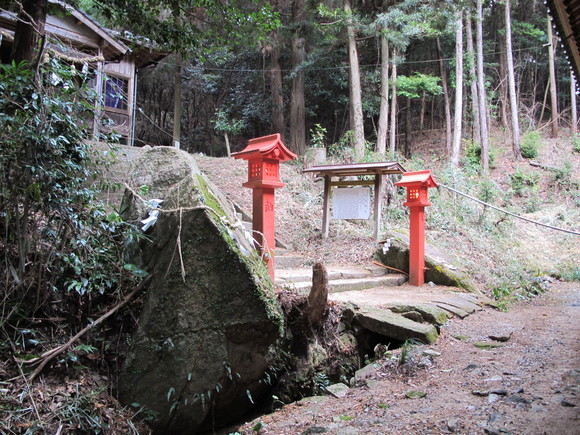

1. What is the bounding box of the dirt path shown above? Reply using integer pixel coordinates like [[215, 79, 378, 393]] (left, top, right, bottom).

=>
[[235, 281, 580, 434]]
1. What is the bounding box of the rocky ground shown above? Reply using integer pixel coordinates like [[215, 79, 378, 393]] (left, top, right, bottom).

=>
[[231, 281, 579, 434]]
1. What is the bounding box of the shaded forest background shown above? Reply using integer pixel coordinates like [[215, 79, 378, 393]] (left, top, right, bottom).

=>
[[127, 0, 577, 162]]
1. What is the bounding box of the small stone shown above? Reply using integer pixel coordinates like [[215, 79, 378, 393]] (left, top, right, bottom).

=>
[[428, 281, 436, 287], [354, 363, 378, 382], [405, 390, 427, 399], [325, 383, 350, 398], [302, 426, 328, 434], [464, 363, 479, 371], [489, 331, 513, 342], [561, 400, 577, 407], [506, 395, 530, 405], [472, 390, 490, 396], [488, 393, 501, 403], [531, 404, 546, 413], [447, 418, 459, 433], [474, 341, 504, 350], [484, 375, 503, 382], [490, 389, 508, 396], [423, 349, 442, 357]]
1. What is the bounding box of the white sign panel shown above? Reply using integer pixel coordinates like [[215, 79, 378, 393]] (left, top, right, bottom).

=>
[[333, 187, 371, 220]]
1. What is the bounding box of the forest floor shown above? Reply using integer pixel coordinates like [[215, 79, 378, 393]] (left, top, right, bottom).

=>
[[196, 132, 580, 434], [233, 280, 580, 435]]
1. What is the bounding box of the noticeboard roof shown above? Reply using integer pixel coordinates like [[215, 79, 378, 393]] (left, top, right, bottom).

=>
[[302, 161, 406, 177]]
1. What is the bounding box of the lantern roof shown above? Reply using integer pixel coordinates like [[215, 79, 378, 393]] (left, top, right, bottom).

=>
[[395, 170, 438, 188], [232, 133, 297, 162]]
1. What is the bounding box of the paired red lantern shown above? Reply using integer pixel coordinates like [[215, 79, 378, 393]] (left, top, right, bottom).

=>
[[395, 170, 438, 286], [232, 134, 297, 279]]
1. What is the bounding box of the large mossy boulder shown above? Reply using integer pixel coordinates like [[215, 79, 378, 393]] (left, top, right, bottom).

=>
[[375, 230, 480, 293], [117, 147, 283, 433]]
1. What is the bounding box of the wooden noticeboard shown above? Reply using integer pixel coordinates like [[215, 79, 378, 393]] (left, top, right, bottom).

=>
[[303, 162, 406, 240], [333, 187, 371, 220]]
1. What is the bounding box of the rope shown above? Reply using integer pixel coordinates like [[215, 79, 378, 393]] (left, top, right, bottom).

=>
[[48, 48, 104, 64], [438, 183, 580, 236]]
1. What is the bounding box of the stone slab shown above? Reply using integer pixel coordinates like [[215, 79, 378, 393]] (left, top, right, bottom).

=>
[[434, 302, 470, 319], [354, 305, 439, 344], [388, 303, 451, 326], [433, 296, 481, 313]]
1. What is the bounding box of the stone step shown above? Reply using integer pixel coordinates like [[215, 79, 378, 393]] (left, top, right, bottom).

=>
[[278, 274, 407, 293], [275, 255, 306, 269], [275, 265, 388, 284]]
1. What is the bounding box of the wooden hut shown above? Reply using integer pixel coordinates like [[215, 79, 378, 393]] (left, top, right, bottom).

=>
[[0, 0, 164, 145]]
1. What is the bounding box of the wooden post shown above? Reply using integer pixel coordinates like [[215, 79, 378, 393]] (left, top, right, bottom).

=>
[[408, 206, 426, 286], [373, 174, 384, 240], [322, 175, 331, 239], [252, 187, 276, 278]]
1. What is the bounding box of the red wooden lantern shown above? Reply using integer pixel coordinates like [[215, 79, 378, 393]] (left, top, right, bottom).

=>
[[396, 170, 438, 286], [232, 134, 297, 279]]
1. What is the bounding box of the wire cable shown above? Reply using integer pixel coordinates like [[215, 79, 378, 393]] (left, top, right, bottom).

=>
[[438, 183, 580, 236]]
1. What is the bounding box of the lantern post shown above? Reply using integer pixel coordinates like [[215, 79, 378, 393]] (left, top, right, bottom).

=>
[[395, 170, 438, 286], [232, 134, 297, 279]]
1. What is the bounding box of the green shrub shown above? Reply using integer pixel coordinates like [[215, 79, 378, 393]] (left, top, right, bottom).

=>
[[510, 168, 540, 196], [572, 134, 580, 153], [520, 131, 541, 158], [0, 59, 137, 322], [309, 123, 327, 148], [464, 140, 496, 167]]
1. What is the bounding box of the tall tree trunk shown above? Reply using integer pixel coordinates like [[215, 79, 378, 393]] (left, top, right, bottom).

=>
[[404, 97, 412, 158], [419, 95, 426, 131], [547, 14, 559, 138], [389, 56, 398, 158], [466, 15, 480, 147], [269, 39, 285, 143], [172, 54, 182, 149], [290, 0, 306, 155], [505, 0, 521, 158], [498, 41, 509, 128], [572, 71, 578, 135], [476, 0, 490, 170], [376, 35, 389, 156], [437, 38, 452, 154], [345, 0, 365, 160], [10, 0, 48, 64], [452, 12, 464, 166]]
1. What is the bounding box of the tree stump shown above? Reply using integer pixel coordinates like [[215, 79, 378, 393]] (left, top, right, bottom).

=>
[[307, 262, 328, 326]]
